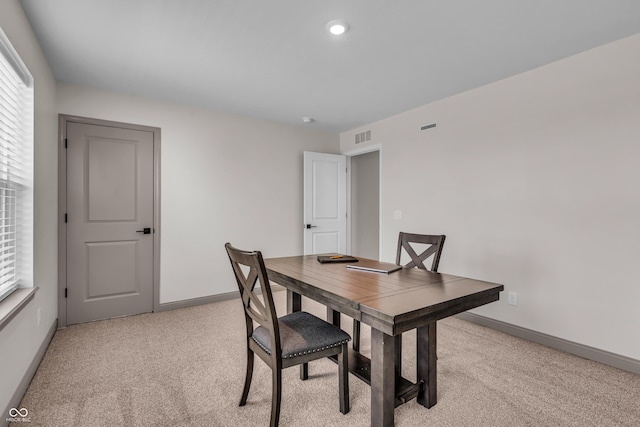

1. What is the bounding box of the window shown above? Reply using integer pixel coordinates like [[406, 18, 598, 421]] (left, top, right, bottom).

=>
[[0, 27, 33, 303]]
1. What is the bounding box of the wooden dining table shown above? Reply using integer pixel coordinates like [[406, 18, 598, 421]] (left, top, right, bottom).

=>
[[264, 254, 504, 426]]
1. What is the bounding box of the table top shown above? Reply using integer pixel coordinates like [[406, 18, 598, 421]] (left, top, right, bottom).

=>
[[265, 255, 504, 335]]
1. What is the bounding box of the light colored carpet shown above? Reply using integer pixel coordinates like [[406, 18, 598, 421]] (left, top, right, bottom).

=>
[[20, 290, 640, 426]]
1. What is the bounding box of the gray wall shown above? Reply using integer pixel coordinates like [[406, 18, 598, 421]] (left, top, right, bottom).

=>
[[0, 0, 58, 417], [341, 34, 640, 361], [1, 0, 340, 414], [56, 83, 340, 303]]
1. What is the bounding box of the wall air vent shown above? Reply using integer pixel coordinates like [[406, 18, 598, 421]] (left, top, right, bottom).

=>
[[355, 130, 372, 144]]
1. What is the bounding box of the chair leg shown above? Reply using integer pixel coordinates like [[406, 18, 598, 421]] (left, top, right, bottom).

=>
[[338, 342, 350, 414], [239, 349, 254, 406], [270, 368, 282, 427], [300, 363, 308, 380], [352, 320, 360, 352]]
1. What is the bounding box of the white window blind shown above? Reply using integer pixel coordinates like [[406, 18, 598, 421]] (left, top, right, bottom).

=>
[[0, 27, 33, 303]]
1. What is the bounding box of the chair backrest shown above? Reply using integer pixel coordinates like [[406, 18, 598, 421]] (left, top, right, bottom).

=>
[[395, 232, 446, 271], [225, 243, 281, 359]]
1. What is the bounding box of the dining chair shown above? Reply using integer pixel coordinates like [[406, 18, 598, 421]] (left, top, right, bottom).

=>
[[395, 232, 446, 272], [225, 243, 351, 427], [351, 232, 446, 352]]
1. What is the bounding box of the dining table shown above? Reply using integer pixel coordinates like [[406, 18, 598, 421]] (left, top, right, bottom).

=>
[[264, 254, 504, 426]]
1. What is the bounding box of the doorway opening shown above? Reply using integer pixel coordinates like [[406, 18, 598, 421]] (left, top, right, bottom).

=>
[[348, 147, 380, 260]]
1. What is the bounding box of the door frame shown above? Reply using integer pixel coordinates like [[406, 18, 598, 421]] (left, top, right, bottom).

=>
[[57, 115, 161, 327], [344, 143, 382, 260]]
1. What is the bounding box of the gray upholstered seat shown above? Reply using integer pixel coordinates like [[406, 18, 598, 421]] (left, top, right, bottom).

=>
[[253, 311, 351, 359]]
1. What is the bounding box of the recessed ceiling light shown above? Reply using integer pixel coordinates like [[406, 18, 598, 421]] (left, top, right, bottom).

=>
[[302, 117, 314, 123], [326, 20, 349, 36]]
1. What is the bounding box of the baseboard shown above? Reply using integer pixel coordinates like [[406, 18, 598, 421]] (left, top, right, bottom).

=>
[[156, 285, 286, 313], [456, 312, 640, 375], [3, 318, 57, 427], [157, 291, 240, 312]]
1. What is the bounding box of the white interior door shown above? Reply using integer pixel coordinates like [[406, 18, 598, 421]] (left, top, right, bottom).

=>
[[303, 151, 347, 255], [66, 121, 155, 324]]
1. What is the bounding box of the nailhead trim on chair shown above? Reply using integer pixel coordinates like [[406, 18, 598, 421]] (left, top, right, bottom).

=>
[[252, 337, 350, 359]]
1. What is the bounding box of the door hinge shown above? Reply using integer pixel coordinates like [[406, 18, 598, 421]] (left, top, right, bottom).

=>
[[65, 138, 68, 148], [65, 213, 68, 223], [64, 288, 68, 298]]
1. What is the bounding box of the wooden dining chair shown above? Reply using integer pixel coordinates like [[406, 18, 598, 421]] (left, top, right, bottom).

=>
[[225, 243, 351, 427], [395, 232, 446, 271], [351, 232, 446, 351]]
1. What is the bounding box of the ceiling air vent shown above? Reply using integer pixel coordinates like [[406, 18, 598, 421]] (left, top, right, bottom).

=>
[[355, 130, 372, 144]]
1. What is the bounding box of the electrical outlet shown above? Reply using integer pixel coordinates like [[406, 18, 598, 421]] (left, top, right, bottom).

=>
[[508, 292, 517, 306], [393, 210, 402, 220]]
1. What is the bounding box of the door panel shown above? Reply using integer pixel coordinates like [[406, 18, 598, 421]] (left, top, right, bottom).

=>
[[66, 121, 154, 324], [87, 138, 137, 221], [312, 160, 340, 219], [303, 152, 347, 255], [311, 232, 340, 254], [86, 241, 138, 298]]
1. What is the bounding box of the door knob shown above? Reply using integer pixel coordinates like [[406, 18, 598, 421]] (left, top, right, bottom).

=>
[[136, 228, 152, 234], [305, 224, 318, 229]]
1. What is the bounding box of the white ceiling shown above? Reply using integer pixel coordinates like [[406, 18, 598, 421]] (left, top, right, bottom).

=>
[[19, 0, 640, 133]]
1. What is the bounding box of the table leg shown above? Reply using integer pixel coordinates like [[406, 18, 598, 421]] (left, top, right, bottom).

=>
[[327, 307, 341, 328], [325, 307, 342, 379], [416, 322, 437, 408], [286, 290, 307, 379], [395, 334, 403, 384], [287, 290, 301, 313], [371, 328, 395, 427], [353, 320, 361, 351]]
